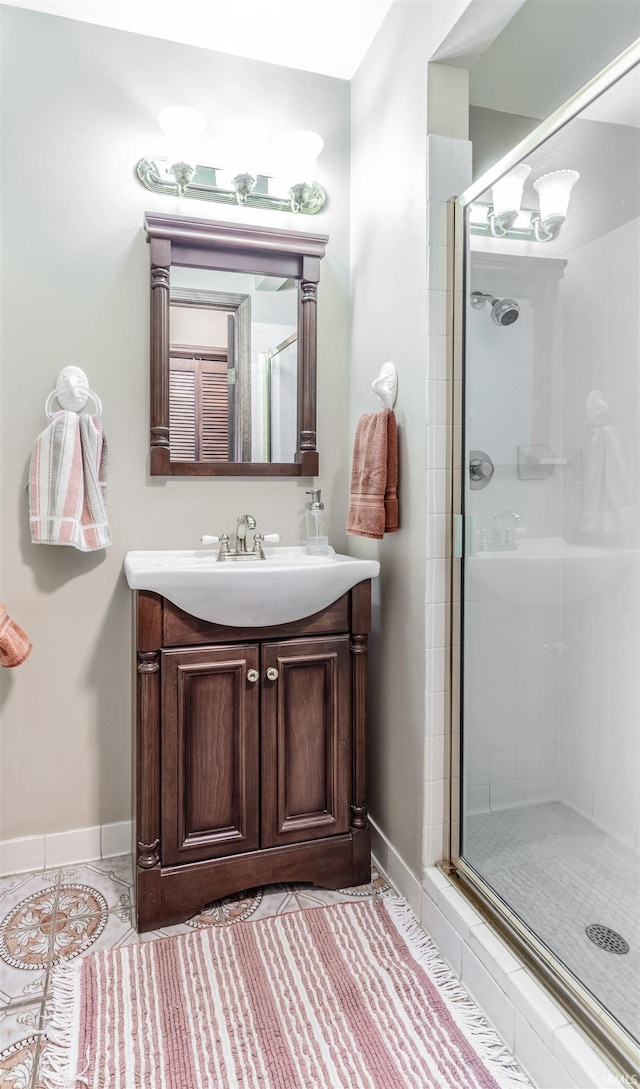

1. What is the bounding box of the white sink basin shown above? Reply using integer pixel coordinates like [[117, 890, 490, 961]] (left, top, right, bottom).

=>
[[124, 546, 380, 626]]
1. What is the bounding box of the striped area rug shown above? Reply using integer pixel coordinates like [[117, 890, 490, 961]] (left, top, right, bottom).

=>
[[43, 898, 531, 1089]]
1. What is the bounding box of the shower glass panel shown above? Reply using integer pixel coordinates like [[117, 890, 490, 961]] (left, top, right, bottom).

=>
[[456, 54, 640, 1061]]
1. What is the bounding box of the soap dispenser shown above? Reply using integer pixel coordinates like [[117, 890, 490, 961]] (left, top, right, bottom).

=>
[[305, 489, 329, 555]]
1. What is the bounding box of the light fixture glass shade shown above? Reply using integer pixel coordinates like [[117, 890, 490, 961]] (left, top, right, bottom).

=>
[[222, 119, 269, 180], [157, 106, 207, 169], [289, 130, 324, 181], [468, 203, 489, 226], [533, 169, 580, 221], [492, 163, 531, 219], [272, 129, 324, 190]]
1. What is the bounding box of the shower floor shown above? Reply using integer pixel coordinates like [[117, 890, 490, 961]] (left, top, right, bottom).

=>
[[464, 801, 640, 1043]]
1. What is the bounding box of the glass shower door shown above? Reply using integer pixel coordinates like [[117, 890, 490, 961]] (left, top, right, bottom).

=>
[[454, 52, 640, 1066]]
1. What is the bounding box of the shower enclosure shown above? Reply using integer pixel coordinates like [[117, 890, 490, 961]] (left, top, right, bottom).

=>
[[450, 42, 640, 1075]]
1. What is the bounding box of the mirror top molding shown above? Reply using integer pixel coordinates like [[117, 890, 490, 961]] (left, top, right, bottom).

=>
[[145, 212, 329, 265], [145, 212, 328, 478]]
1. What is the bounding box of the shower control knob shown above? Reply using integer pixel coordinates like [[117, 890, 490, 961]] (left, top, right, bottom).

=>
[[469, 450, 494, 490], [470, 459, 491, 479]]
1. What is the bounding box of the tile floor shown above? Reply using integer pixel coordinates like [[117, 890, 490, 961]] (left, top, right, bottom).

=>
[[465, 801, 640, 1044], [0, 856, 391, 1088]]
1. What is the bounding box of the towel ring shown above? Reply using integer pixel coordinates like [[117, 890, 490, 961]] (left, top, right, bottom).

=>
[[45, 366, 103, 418], [372, 361, 397, 411]]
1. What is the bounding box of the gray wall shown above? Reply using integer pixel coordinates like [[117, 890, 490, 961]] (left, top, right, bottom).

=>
[[469, 0, 640, 180], [470, 0, 640, 120], [350, 0, 468, 877], [0, 6, 351, 840]]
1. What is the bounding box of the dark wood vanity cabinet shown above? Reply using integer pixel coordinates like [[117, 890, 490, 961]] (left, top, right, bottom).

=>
[[134, 583, 372, 931]]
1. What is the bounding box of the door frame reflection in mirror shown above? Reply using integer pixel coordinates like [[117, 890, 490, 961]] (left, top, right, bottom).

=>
[[170, 288, 252, 463], [145, 212, 328, 476]]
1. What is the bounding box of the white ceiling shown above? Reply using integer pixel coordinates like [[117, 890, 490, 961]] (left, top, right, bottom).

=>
[[0, 0, 395, 79]]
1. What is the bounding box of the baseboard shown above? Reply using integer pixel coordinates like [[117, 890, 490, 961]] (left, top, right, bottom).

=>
[[368, 816, 422, 917], [0, 820, 132, 876]]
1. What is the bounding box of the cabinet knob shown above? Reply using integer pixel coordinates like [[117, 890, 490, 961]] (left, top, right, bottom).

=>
[[247, 669, 259, 683], [266, 667, 279, 681]]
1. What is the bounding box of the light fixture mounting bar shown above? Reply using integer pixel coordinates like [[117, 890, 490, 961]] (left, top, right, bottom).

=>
[[137, 158, 326, 215], [469, 202, 555, 242]]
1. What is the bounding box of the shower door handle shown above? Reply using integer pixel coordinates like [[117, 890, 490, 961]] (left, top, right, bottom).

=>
[[469, 450, 494, 489]]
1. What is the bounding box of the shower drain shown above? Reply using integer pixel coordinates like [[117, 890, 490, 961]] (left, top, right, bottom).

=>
[[585, 924, 629, 954]]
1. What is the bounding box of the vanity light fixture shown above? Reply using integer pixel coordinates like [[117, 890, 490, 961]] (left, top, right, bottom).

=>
[[489, 164, 532, 235], [137, 107, 327, 215], [156, 106, 208, 197], [470, 166, 580, 242], [532, 169, 580, 240]]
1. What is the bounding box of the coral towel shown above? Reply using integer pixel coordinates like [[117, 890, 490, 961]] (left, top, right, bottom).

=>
[[347, 409, 399, 539], [29, 411, 112, 551], [0, 604, 32, 668]]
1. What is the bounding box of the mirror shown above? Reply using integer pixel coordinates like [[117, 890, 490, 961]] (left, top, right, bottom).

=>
[[145, 213, 328, 476]]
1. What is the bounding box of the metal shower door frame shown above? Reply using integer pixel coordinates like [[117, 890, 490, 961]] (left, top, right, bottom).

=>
[[443, 38, 640, 1081]]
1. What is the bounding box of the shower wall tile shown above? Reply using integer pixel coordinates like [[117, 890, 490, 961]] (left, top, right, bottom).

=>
[[426, 244, 449, 289], [427, 468, 449, 513], [426, 513, 450, 558], [461, 945, 515, 1051], [490, 750, 516, 783], [463, 569, 562, 814], [427, 424, 448, 469], [490, 780, 525, 809], [426, 559, 449, 603], [525, 773, 558, 804], [425, 647, 448, 693], [467, 785, 490, 815], [427, 690, 447, 735], [558, 218, 639, 853], [426, 200, 448, 247], [426, 289, 448, 336], [426, 603, 448, 649], [466, 725, 490, 759], [427, 378, 447, 425]]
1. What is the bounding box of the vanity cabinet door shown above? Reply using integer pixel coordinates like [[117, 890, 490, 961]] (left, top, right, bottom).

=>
[[260, 636, 351, 848], [161, 645, 260, 865]]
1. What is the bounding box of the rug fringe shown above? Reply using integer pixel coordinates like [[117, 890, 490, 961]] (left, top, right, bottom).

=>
[[382, 897, 533, 1089], [39, 961, 88, 1089]]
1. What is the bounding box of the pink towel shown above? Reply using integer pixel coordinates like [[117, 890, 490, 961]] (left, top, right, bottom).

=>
[[346, 410, 399, 539], [29, 411, 112, 551], [0, 604, 32, 668]]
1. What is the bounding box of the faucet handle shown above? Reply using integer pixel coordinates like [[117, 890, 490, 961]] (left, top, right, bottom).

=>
[[251, 532, 280, 556], [201, 534, 230, 555]]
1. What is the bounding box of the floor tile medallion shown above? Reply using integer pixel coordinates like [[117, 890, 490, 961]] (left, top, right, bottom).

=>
[[0, 1034, 40, 1088], [0, 886, 108, 970], [186, 888, 263, 928]]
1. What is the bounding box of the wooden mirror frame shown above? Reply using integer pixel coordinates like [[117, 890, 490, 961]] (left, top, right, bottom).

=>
[[145, 212, 328, 476]]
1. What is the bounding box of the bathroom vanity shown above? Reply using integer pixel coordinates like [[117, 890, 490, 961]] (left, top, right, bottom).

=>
[[131, 577, 374, 931]]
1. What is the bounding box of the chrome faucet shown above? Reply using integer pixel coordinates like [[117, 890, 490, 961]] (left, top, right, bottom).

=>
[[235, 514, 257, 552], [200, 511, 280, 561], [491, 509, 521, 550], [200, 516, 280, 561]]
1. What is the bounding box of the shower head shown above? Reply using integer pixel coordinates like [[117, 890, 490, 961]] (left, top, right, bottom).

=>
[[470, 291, 520, 327]]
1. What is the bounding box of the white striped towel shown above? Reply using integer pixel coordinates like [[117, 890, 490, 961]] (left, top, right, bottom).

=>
[[29, 411, 112, 551]]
